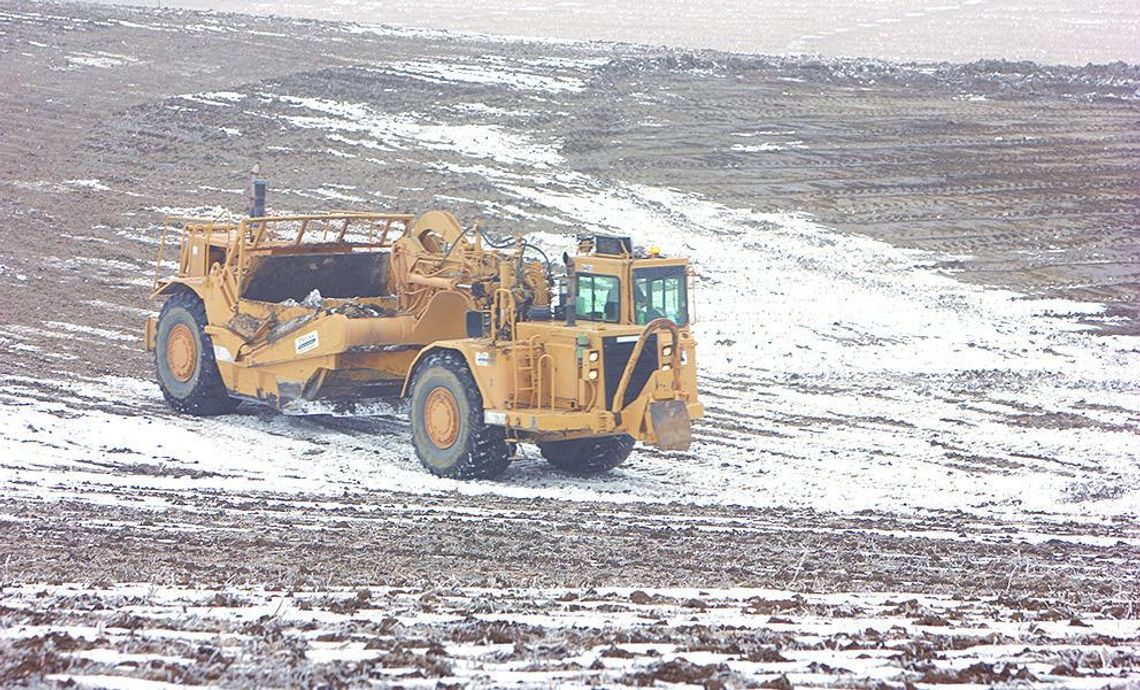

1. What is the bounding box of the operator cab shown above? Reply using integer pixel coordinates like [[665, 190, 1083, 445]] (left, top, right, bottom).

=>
[[570, 235, 690, 327]]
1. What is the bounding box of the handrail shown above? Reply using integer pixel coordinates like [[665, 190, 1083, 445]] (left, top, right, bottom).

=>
[[247, 212, 414, 224], [687, 264, 697, 324], [377, 219, 393, 246], [205, 222, 215, 270], [244, 214, 410, 251], [234, 223, 246, 313], [519, 334, 554, 410], [609, 318, 683, 413], [153, 211, 416, 300], [490, 288, 516, 342]]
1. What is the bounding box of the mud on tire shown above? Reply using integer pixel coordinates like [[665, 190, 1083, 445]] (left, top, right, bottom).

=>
[[538, 434, 635, 475], [409, 350, 511, 479], [154, 288, 238, 416]]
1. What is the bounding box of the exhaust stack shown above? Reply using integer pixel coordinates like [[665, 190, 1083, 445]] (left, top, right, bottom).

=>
[[563, 253, 576, 327], [251, 179, 267, 217]]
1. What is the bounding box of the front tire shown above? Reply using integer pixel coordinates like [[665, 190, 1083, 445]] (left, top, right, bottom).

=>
[[538, 434, 635, 475], [409, 350, 510, 479], [154, 289, 238, 416]]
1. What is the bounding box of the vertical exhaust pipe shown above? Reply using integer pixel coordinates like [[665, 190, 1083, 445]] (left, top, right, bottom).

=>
[[563, 252, 576, 327], [251, 179, 267, 217]]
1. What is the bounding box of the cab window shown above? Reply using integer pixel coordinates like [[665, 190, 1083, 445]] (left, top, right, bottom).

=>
[[634, 266, 688, 326], [576, 273, 621, 323]]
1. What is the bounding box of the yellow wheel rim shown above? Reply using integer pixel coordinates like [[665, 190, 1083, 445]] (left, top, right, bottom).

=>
[[424, 387, 461, 449], [166, 323, 197, 383]]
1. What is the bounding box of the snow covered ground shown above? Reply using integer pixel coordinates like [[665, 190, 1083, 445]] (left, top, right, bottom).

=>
[[1, 5, 1137, 687], [3, 582, 1137, 688], [2, 79, 1137, 522], [2, 203, 1137, 525]]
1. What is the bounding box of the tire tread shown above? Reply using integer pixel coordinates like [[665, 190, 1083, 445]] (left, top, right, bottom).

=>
[[155, 288, 237, 416], [538, 434, 635, 475], [410, 350, 510, 479]]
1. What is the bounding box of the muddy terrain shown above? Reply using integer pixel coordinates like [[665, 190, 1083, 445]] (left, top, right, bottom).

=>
[[0, 1, 1138, 688]]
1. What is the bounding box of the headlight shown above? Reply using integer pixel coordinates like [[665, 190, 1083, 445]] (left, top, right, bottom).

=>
[[588, 369, 598, 380], [662, 345, 673, 357], [588, 350, 599, 363], [661, 364, 672, 371]]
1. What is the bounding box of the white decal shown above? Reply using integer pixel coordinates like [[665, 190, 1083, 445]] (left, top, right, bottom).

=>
[[579, 264, 594, 272], [475, 351, 492, 367], [616, 335, 639, 343], [213, 345, 233, 362], [295, 331, 319, 355], [483, 410, 507, 426]]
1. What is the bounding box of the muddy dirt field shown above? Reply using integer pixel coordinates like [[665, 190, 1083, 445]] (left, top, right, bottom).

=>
[[1, 1, 1138, 688]]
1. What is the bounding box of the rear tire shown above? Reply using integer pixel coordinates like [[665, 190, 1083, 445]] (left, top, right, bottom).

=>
[[154, 289, 238, 416], [409, 350, 511, 479], [538, 434, 635, 475]]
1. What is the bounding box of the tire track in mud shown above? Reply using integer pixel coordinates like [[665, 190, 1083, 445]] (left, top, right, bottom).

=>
[[2, 487, 1136, 602]]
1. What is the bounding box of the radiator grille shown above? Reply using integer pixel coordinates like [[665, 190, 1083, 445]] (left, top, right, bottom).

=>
[[602, 334, 658, 410]]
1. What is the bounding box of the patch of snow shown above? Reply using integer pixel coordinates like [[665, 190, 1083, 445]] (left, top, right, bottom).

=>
[[381, 58, 585, 94], [177, 91, 246, 107], [271, 94, 563, 168], [64, 51, 137, 69], [42, 321, 138, 343], [0, 264, 30, 282], [46, 675, 213, 690], [342, 20, 585, 48], [147, 205, 237, 220], [5, 583, 1136, 690], [731, 142, 787, 152], [65, 179, 113, 191], [310, 187, 366, 203], [83, 299, 154, 318], [448, 102, 531, 118]]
